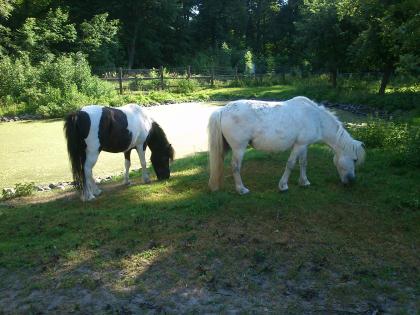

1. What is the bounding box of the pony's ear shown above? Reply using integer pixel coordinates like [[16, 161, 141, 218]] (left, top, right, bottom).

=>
[[355, 141, 366, 166], [168, 144, 175, 161]]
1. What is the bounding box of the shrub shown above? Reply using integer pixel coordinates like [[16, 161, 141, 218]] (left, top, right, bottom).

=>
[[0, 53, 116, 117], [2, 182, 35, 200], [348, 119, 420, 167], [173, 79, 199, 93]]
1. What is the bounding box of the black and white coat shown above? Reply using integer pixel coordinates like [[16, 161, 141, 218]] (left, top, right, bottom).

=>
[[64, 103, 174, 201]]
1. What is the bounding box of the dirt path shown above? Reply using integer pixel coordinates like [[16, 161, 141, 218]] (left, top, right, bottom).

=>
[[147, 102, 220, 158]]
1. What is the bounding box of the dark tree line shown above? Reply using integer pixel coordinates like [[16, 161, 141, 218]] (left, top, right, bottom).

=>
[[0, 0, 419, 93]]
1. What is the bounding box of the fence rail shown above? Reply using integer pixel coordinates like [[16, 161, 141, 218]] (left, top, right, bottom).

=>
[[95, 66, 398, 94], [96, 66, 248, 93]]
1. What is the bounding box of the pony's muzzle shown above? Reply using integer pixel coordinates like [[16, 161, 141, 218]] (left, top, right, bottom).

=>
[[157, 172, 170, 180], [343, 174, 355, 185]]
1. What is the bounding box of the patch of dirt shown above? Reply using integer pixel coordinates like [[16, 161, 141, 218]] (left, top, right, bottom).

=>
[[0, 229, 417, 314]]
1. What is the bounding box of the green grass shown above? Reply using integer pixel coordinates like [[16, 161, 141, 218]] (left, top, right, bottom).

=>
[[0, 148, 419, 312]]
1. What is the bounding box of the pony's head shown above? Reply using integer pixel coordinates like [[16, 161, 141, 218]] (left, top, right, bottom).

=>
[[151, 143, 174, 180], [333, 139, 365, 184], [147, 122, 175, 180]]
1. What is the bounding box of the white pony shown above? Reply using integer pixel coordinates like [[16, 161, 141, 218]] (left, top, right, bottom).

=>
[[208, 96, 365, 194]]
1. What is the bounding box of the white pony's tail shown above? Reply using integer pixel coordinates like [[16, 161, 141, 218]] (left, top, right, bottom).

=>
[[208, 109, 226, 191]]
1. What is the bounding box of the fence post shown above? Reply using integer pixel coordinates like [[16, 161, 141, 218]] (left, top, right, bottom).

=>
[[187, 65, 191, 79], [160, 66, 164, 90], [235, 66, 238, 80], [118, 67, 123, 95], [211, 66, 215, 87]]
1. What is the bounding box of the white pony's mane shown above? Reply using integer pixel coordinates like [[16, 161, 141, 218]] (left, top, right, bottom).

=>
[[297, 96, 365, 165]]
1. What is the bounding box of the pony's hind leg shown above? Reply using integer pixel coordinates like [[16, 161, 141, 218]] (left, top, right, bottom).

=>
[[231, 147, 249, 195], [279, 144, 306, 192], [123, 150, 132, 185], [136, 145, 151, 184], [83, 150, 101, 201], [298, 146, 310, 187]]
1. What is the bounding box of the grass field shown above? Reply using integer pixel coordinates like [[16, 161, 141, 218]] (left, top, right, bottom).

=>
[[0, 147, 419, 313], [0, 98, 419, 312]]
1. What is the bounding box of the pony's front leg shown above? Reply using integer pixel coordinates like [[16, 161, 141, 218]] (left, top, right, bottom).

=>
[[279, 144, 305, 192], [136, 145, 151, 184], [298, 146, 310, 187], [231, 147, 249, 195]]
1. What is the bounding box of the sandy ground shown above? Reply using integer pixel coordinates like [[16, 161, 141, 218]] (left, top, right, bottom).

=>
[[0, 102, 221, 189], [146, 102, 220, 158]]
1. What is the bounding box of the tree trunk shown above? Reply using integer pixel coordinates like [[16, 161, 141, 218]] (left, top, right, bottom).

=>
[[127, 23, 140, 69], [379, 64, 393, 95], [330, 70, 337, 88]]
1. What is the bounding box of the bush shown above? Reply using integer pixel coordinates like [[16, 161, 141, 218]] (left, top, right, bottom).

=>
[[173, 79, 199, 93], [0, 53, 117, 117], [2, 182, 35, 200], [348, 119, 420, 167]]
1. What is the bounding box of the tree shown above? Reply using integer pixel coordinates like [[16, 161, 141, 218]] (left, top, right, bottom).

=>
[[17, 8, 76, 61], [295, 0, 358, 87], [0, 0, 14, 55], [350, 0, 420, 94], [0, 0, 14, 18], [79, 13, 120, 69]]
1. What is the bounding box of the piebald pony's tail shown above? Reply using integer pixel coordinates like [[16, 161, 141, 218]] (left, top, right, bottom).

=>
[[64, 112, 87, 192], [208, 109, 226, 191]]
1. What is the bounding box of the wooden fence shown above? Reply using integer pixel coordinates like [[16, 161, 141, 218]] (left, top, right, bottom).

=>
[[97, 66, 261, 94], [96, 67, 393, 94]]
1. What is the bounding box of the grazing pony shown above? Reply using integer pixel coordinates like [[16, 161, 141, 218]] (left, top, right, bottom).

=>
[[64, 104, 174, 201], [208, 96, 365, 194]]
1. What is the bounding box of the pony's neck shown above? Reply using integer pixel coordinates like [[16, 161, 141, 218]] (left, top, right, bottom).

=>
[[319, 109, 344, 153], [147, 122, 169, 152]]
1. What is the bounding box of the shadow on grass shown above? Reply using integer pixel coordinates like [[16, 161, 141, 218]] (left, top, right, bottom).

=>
[[0, 149, 419, 313]]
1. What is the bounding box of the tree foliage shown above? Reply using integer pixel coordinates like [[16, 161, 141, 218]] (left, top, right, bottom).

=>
[[0, 0, 418, 93]]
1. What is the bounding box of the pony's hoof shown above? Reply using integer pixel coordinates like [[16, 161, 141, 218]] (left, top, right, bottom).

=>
[[81, 194, 96, 202], [299, 179, 311, 187], [237, 187, 250, 195], [94, 189, 102, 196], [143, 178, 151, 184], [279, 183, 288, 192]]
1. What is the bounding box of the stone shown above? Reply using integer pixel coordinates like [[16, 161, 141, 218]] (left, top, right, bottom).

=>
[[49, 183, 57, 189], [36, 186, 44, 192], [2, 187, 16, 199]]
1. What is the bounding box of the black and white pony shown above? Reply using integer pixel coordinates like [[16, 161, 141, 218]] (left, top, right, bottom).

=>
[[64, 104, 174, 201], [208, 96, 365, 194]]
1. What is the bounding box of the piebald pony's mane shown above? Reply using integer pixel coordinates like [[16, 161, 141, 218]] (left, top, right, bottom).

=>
[[298, 96, 365, 165]]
